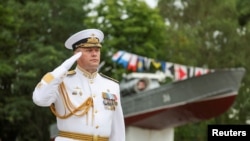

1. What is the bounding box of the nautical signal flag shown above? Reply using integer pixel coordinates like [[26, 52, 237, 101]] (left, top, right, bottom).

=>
[[137, 57, 145, 72], [112, 50, 124, 62], [111, 50, 212, 82], [127, 54, 138, 72]]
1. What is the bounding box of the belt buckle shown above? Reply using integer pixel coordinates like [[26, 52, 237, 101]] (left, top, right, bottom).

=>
[[93, 135, 98, 141]]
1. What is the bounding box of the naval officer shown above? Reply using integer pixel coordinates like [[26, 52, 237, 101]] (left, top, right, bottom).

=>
[[32, 29, 125, 141]]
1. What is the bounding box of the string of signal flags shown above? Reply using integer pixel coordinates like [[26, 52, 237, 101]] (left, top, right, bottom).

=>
[[111, 50, 213, 82]]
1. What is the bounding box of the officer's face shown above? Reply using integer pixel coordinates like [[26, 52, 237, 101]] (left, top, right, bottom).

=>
[[75, 47, 101, 72]]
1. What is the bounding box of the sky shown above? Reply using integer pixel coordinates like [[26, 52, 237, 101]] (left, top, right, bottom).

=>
[[144, 0, 158, 8], [91, 0, 158, 8]]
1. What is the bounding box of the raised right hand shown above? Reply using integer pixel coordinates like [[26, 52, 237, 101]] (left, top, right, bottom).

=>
[[51, 52, 82, 78]]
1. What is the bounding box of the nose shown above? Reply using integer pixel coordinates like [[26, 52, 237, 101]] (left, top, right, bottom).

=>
[[91, 51, 97, 56]]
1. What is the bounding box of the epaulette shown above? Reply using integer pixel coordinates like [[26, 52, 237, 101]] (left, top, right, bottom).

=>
[[100, 73, 119, 83], [67, 70, 76, 76]]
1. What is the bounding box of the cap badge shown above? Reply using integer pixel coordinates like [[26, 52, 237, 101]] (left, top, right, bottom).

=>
[[87, 34, 99, 44]]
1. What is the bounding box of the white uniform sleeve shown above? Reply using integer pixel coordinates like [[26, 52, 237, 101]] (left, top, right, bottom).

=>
[[32, 73, 63, 107], [32, 52, 82, 107]]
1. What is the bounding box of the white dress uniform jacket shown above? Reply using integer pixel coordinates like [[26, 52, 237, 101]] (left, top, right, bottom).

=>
[[33, 66, 126, 141]]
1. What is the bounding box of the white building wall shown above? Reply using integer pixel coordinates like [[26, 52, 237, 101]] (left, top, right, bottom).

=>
[[126, 126, 174, 141]]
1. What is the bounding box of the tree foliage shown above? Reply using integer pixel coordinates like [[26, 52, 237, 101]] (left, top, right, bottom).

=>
[[1, 0, 250, 140], [84, 0, 168, 79], [157, 0, 250, 140], [1, 0, 90, 140], [0, 0, 167, 140]]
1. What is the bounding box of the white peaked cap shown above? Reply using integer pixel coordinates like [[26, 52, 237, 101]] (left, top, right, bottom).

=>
[[65, 29, 104, 50]]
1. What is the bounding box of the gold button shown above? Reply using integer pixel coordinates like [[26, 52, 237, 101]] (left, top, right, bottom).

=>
[[90, 80, 93, 84], [96, 125, 99, 129]]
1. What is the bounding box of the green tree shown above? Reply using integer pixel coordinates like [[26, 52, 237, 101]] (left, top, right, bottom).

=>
[[0, 0, 168, 140], [0, 0, 90, 140], [157, 0, 250, 140], [2, 0, 249, 140], [84, 0, 168, 80]]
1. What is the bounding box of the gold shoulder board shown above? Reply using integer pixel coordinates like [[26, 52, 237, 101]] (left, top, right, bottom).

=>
[[100, 73, 119, 83], [67, 70, 76, 76]]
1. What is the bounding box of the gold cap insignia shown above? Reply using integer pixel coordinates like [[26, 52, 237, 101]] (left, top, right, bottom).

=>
[[87, 34, 99, 44]]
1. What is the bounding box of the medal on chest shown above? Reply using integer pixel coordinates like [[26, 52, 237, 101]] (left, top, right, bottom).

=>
[[102, 90, 118, 111]]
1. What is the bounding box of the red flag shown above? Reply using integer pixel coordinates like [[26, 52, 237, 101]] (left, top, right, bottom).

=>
[[127, 54, 138, 72], [174, 64, 188, 81]]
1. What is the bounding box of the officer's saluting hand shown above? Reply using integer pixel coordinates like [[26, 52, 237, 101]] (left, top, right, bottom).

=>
[[51, 52, 82, 79]]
